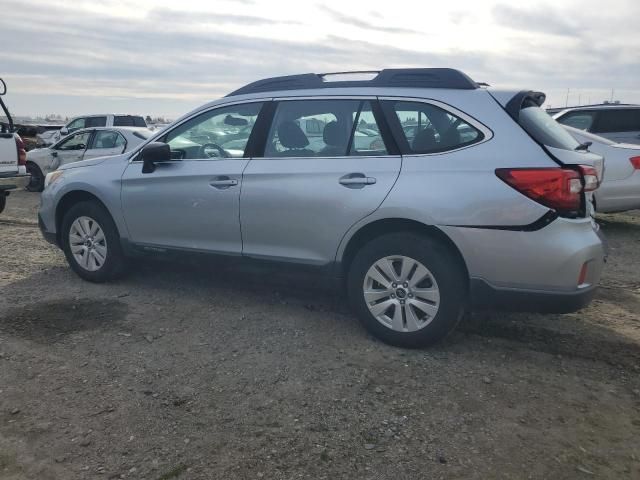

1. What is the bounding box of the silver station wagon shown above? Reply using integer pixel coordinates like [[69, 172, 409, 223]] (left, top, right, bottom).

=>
[[38, 68, 606, 347]]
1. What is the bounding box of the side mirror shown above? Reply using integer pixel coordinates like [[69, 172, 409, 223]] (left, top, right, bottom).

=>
[[75, 143, 86, 150], [140, 142, 171, 173], [60, 127, 69, 136]]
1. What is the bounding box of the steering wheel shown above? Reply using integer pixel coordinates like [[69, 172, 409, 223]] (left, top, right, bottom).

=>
[[199, 143, 227, 159]]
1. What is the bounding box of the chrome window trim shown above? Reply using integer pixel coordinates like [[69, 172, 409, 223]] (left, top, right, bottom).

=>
[[378, 96, 494, 156]]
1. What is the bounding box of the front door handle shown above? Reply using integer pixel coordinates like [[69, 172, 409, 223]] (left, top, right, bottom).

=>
[[209, 176, 238, 189], [339, 173, 377, 189]]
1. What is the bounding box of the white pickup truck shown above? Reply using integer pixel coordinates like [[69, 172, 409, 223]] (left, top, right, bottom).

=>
[[0, 78, 29, 214]]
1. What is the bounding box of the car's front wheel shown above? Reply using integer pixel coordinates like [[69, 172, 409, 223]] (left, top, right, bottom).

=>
[[25, 162, 45, 192], [347, 232, 467, 348], [61, 201, 126, 282]]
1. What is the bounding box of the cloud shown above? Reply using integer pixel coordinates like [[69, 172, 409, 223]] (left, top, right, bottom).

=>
[[318, 6, 420, 35], [0, 0, 639, 116], [491, 4, 581, 37]]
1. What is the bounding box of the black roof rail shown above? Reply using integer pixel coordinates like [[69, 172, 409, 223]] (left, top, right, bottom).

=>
[[226, 68, 479, 97]]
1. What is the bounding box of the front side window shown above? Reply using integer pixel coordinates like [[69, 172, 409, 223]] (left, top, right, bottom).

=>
[[66, 118, 86, 133], [556, 111, 595, 130], [92, 130, 125, 149], [386, 101, 483, 154], [264, 99, 388, 158], [164, 103, 263, 159], [592, 109, 640, 133], [56, 131, 91, 151]]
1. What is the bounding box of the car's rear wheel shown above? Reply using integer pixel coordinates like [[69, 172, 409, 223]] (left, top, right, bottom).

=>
[[0, 192, 6, 214], [25, 162, 45, 192], [347, 232, 467, 348], [61, 201, 126, 282]]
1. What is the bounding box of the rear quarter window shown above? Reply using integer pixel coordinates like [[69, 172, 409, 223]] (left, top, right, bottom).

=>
[[384, 100, 484, 154]]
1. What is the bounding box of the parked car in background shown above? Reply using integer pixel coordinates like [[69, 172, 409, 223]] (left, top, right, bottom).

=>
[[38, 68, 606, 347], [40, 114, 148, 147], [552, 104, 640, 145], [26, 127, 151, 191], [564, 125, 640, 213], [13, 124, 63, 151], [0, 78, 29, 214]]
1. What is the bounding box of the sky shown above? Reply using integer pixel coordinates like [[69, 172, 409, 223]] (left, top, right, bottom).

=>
[[0, 0, 638, 118]]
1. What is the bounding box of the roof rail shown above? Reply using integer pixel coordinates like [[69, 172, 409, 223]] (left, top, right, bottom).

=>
[[226, 68, 479, 97]]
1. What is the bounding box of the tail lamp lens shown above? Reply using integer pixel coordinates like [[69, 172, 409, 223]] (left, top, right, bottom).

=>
[[495, 168, 582, 212], [630, 156, 640, 169]]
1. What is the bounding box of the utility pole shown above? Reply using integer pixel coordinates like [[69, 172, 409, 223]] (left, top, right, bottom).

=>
[[565, 88, 570, 107], [610, 88, 614, 102]]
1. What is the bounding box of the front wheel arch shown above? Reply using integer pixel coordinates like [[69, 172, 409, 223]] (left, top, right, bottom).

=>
[[55, 191, 117, 245]]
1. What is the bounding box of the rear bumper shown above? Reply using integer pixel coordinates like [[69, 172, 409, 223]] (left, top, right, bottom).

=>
[[469, 278, 597, 313]]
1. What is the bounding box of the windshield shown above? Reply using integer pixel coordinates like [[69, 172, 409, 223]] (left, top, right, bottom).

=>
[[519, 106, 580, 151]]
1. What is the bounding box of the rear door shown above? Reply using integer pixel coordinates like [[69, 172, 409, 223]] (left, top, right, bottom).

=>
[[240, 98, 401, 265], [84, 130, 126, 159], [590, 109, 640, 144]]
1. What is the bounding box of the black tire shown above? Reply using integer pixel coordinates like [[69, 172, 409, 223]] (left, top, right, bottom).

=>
[[347, 232, 467, 348], [0, 192, 6, 214], [25, 162, 45, 192], [61, 201, 127, 282]]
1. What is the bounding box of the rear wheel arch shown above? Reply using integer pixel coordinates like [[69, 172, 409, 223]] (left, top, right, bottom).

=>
[[55, 191, 116, 244], [340, 218, 469, 286]]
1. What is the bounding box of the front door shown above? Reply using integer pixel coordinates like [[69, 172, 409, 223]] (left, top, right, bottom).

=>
[[120, 102, 264, 253], [240, 98, 401, 265], [50, 130, 92, 170]]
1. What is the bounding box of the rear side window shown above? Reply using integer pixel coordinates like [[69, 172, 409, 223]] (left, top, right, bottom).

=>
[[518, 106, 580, 151], [264, 99, 388, 158], [86, 116, 107, 127], [556, 111, 595, 130], [384, 101, 483, 154], [114, 115, 146, 127], [592, 109, 640, 133]]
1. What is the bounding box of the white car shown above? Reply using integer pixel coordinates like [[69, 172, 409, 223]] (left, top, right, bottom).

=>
[[564, 125, 640, 213], [37, 114, 148, 147], [26, 127, 151, 191]]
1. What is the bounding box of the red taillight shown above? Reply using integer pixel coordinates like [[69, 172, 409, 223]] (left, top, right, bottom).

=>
[[15, 135, 26, 166], [630, 156, 640, 169], [496, 168, 582, 212]]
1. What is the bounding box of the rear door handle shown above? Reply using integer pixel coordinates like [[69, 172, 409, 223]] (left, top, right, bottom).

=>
[[339, 173, 377, 188], [209, 176, 238, 189]]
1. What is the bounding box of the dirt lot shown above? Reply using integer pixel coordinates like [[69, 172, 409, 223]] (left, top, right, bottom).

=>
[[1, 190, 639, 480]]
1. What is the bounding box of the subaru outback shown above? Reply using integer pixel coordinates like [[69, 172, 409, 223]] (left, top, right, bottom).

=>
[[38, 68, 606, 347]]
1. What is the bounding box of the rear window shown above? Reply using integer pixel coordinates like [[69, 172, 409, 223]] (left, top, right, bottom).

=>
[[519, 106, 580, 151], [557, 111, 595, 130], [592, 109, 640, 133], [114, 116, 147, 127]]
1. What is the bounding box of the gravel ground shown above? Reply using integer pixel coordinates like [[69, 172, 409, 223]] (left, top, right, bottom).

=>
[[1, 190, 639, 480]]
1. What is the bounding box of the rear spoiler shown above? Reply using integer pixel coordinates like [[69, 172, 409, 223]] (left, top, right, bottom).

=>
[[503, 91, 546, 122], [0, 78, 15, 134]]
